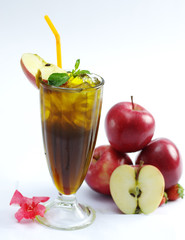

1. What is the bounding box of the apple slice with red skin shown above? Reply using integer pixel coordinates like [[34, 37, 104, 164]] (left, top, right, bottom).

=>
[[20, 53, 66, 87], [110, 164, 165, 214], [135, 138, 183, 190], [85, 145, 133, 195], [21, 53, 46, 87]]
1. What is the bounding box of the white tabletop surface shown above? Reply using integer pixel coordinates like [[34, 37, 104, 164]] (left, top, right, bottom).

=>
[[1, 1, 185, 239]]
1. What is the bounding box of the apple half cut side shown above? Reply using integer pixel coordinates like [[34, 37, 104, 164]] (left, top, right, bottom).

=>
[[110, 165, 165, 214], [20, 53, 66, 88]]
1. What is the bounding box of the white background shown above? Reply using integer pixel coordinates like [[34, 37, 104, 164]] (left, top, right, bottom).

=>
[[0, 0, 185, 239]]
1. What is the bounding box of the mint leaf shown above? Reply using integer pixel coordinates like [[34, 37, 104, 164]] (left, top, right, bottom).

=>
[[73, 70, 90, 77], [48, 73, 70, 87], [78, 70, 90, 75], [73, 69, 81, 77], [72, 59, 90, 77], [47, 59, 91, 87], [75, 59, 80, 70]]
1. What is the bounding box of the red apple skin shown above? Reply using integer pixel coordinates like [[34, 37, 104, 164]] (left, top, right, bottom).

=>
[[85, 145, 133, 195], [20, 59, 37, 87], [135, 138, 183, 189], [105, 102, 155, 153]]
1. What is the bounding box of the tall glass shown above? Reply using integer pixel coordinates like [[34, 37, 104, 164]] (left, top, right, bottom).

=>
[[36, 74, 104, 230]]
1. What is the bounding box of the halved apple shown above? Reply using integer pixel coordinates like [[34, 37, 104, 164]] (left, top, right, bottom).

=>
[[110, 165, 165, 214], [20, 53, 66, 88]]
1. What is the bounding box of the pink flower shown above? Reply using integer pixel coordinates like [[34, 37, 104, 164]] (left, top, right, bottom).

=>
[[10, 190, 49, 222]]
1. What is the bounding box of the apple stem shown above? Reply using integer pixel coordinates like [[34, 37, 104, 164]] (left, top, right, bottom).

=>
[[135, 161, 144, 180], [139, 160, 144, 168], [131, 96, 134, 110]]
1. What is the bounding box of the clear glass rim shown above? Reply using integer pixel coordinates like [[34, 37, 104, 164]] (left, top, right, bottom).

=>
[[39, 73, 104, 92]]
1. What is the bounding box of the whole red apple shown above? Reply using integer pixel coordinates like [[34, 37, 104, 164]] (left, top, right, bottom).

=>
[[135, 138, 183, 189], [105, 100, 155, 153], [85, 145, 133, 195]]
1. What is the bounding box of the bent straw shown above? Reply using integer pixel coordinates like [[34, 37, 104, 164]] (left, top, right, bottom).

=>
[[44, 15, 62, 68]]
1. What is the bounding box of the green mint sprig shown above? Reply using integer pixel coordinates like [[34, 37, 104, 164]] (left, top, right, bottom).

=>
[[48, 73, 70, 87], [48, 59, 90, 87], [71, 59, 90, 77]]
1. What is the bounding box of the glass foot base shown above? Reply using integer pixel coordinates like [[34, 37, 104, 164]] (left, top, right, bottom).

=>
[[36, 194, 96, 230]]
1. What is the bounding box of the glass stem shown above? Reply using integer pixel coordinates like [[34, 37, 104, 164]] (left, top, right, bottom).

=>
[[58, 193, 77, 206]]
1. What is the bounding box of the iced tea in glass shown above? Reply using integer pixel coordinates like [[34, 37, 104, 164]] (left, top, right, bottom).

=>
[[37, 73, 104, 230]]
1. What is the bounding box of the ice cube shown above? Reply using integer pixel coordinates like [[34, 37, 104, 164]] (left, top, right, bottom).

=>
[[65, 74, 101, 89]]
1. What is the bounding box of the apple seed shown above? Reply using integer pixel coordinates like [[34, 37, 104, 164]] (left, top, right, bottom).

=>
[[129, 186, 142, 198]]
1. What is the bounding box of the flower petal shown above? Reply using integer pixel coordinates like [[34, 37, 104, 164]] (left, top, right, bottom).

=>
[[10, 190, 24, 206], [32, 196, 49, 205], [16, 204, 46, 221], [34, 204, 46, 217], [10, 190, 49, 222], [14, 208, 25, 222], [23, 209, 38, 220]]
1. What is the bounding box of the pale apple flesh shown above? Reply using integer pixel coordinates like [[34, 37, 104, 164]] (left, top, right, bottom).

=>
[[138, 166, 165, 214], [35, 64, 67, 88], [21, 53, 66, 88], [110, 165, 165, 214], [21, 53, 46, 87]]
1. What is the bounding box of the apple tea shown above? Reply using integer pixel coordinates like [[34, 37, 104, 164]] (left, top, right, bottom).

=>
[[40, 74, 104, 195]]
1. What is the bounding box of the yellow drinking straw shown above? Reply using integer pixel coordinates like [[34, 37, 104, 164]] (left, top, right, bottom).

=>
[[44, 15, 62, 68]]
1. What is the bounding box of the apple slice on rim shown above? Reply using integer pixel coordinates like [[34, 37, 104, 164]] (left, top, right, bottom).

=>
[[110, 164, 165, 214], [20, 53, 66, 88]]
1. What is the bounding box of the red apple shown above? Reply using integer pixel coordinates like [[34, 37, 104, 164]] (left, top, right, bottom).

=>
[[105, 100, 155, 153], [85, 145, 133, 195], [20, 53, 66, 87], [135, 138, 183, 189]]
